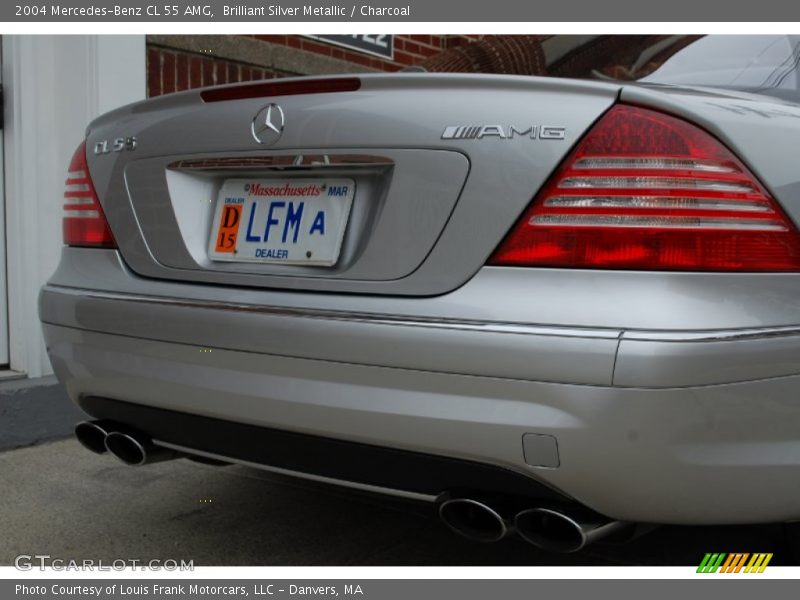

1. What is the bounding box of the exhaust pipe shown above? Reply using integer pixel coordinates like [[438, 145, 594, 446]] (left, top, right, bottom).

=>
[[104, 431, 180, 466], [438, 498, 512, 543], [74, 420, 116, 455], [514, 507, 631, 553]]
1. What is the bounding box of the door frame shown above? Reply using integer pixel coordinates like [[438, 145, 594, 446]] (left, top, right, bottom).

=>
[[0, 38, 10, 368]]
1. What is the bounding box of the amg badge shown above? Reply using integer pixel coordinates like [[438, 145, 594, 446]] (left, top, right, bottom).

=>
[[441, 125, 566, 140]]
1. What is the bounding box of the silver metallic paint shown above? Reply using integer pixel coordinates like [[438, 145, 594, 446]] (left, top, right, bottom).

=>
[[42, 71, 800, 524]]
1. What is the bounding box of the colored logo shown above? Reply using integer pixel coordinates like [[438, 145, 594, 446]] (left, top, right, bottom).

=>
[[697, 553, 773, 573]]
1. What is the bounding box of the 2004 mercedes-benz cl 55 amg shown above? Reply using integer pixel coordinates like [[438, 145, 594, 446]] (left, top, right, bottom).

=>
[[39, 35, 800, 552]]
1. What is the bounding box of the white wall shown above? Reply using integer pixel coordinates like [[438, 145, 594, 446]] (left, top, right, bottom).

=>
[[2, 35, 146, 378]]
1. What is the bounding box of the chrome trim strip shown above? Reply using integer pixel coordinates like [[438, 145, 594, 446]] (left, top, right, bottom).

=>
[[167, 154, 394, 171], [622, 327, 800, 342], [63, 210, 100, 218], [154, 440, 437, 503], [572, 157, 737, 173], [530, 214, 786, 231], [42, 285, 622, 340]]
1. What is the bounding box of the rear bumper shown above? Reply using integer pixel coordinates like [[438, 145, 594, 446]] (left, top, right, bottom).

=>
[[39, 249, 800, 524], [41, 283, 800, 389]]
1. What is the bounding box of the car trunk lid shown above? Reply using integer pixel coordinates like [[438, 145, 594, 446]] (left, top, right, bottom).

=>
[[86, 73, 619, 295]]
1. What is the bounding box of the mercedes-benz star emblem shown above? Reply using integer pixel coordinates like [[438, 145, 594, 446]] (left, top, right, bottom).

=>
[[251, 103, 285, 145]]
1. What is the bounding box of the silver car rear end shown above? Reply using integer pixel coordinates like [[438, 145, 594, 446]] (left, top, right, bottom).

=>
[[40, 68, 800, 531]]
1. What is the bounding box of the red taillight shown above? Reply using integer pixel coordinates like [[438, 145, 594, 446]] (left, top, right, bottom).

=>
[[63, 141, 116, 248], [489, 105, 800, 271], [200, 77, 361, 103]]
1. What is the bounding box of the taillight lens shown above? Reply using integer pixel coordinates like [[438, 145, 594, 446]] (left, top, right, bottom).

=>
[[489, 105, 800, 271], [63, 141, 116, 248]]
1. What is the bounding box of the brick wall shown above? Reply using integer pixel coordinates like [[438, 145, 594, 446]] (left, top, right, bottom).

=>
[[147, 47, 284, 97], [147, 35, 481, 97], [248, 35, 481, 72]]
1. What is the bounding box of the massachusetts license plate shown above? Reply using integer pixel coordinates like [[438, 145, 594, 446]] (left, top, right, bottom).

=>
[[208, 178, 355, 266]]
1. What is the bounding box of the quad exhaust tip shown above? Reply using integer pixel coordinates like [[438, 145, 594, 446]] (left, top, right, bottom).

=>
[[74, 420, 114, 455], [74, 420, 180, 466], [104, 431, 149, 466], [438, 496, 637, 552], [104, 431, 179, 466], [438, 498, 511, 543], [514, 507, 630, 553]]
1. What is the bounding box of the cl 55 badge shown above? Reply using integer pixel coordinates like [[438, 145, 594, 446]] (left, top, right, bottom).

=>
[[441, 125, 566, 140], [94, 137, 137, 155]]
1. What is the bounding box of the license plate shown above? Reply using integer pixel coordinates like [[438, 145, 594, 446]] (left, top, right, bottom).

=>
[[208, 178, 355, 266]]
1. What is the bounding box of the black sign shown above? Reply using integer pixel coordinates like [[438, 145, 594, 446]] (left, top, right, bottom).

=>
[[310, 35, 394, 59]]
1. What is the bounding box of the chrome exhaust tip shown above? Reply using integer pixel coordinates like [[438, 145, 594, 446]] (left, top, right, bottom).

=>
[[438, 498, 511, 543], [74, 420, 114, 455], [104, 431, 179, 466], [514, 507, 629, 553]]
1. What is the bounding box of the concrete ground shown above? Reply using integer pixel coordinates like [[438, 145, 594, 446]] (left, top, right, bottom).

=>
[[1, 379, 798, 566]]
